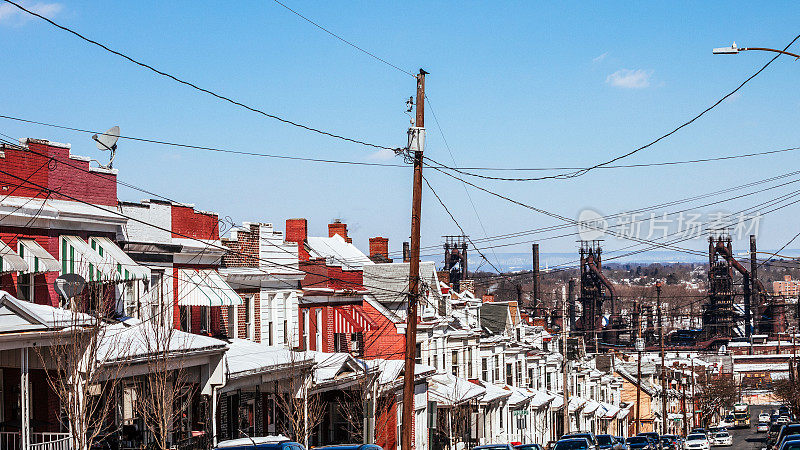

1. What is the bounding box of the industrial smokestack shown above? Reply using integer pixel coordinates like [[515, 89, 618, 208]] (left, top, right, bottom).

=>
[[403, 241, 410, 263], [568, 278, 576, 332]]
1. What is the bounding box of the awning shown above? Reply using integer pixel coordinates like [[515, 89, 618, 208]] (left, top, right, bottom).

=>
[[89, 236, 150, 281], [60, 235, 111, 282], [17, 239, 60, 273], [333, 305, 377, 334], [0, 240, 27, 273], [178, 269, 243, 306]]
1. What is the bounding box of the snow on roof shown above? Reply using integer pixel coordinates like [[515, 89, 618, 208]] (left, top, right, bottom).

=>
[[479, 382, 513, 404], [363, 261, 442, 311], [568, 396, 588, 413], [0, 291, 95, 333], [599, 402, 620, 419], [529, 389, 554, 408], [363, 358, 435, 389], [225, 339, 313, 379], [550, 394, 564, 410], [582, 399, 601, 415], [307, 234, 373, 270], [429, 373, 485, 406], [98, 318, 226, 364], [0, 196, 127, 224], [733, 363, 789, 372]]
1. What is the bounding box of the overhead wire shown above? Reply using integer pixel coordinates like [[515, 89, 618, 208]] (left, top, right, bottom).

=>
[[1, 0, 399, 152]]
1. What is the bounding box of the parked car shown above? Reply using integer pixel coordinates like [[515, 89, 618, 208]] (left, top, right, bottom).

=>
[[553, 438, 594, 450], [625, 436, 651, 449], [596, 435, 622, 450], [759, 422, 771, 433], [514, 444, 544, 450], [637, 432, 659, 448], [775, 426, 800, 450], [563, 433, 599, 447], [660, 435, 680, 450], [717, 415, 735, 428], [683, 433, 710, 450], [216, 436, 305, 450], [768, 423, 784, 448], [474, 445, 515, 450], [762, 412, 775, 423], [613, 436, 628, 450], [780, 436, 800, 450], [710, 431, 732, 447]]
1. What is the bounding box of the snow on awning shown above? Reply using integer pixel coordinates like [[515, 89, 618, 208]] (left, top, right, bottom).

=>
[[0, 240, 27, 273], [60, 235, 112, 282], [178, 269, 243, 306], [568, 396, 588, 413], [583, 399, 601, 415], [17, 239, 60, 273], [616, 407, 631, 419], [600, 402, 620, 419], [89, 236, 150, 281], [429, 373, 486, 407]]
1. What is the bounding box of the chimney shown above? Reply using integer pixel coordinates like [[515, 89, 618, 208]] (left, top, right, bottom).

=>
[[328, 219, 352, 243], [482, 294, 494, 303], [285, 218, 310, 261], [402, 241, 410, 262], [369, 237, 391, 263]]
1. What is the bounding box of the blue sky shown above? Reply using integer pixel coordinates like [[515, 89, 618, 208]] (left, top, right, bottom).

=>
[[1, 1, 799, 267]]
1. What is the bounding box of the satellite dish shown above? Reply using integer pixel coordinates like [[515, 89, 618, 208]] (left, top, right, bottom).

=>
[[54, 273, 86, 301], [92, 126, 120, 169]]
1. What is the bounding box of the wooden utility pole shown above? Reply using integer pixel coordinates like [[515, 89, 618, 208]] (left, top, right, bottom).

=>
[[658, 282, 667, 435], [636, 303, 642, 435], [681, 377, 688, 437], [401, 68, 426, 450], [562, 290, 570, 436]]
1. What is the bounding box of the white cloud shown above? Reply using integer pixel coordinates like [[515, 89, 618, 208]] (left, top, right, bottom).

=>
[[605, 69, 653, 89], [0, 1, 63, 25], [368, 148, 397, 161], [592, 52, 609, 63]]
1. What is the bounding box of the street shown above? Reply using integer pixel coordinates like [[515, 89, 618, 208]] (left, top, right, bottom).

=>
[[723, 405, 768, 450]]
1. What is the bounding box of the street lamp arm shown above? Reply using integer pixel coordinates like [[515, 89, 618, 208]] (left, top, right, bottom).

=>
[[741, 47, 800, 59]]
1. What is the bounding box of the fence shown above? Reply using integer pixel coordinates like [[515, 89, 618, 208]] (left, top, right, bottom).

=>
[[0, 432, 71, 450]]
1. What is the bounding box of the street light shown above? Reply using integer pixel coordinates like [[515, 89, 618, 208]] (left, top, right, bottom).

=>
[[713, 41, 800, 58]]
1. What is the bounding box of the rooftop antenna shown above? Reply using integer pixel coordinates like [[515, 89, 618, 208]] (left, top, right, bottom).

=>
[[91, 126, 120, 169]]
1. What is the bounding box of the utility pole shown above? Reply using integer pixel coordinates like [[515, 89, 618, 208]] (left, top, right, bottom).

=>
[[657, 282, 667, 435], [690, 359, 695, 430], [562, 290, 570, 437], [681, 377, 688, 437], [636, 303, 643, 435], [402, 68, 426, 450]]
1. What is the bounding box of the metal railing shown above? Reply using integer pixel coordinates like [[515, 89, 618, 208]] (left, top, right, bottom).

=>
[[0, 431, 71, 450]]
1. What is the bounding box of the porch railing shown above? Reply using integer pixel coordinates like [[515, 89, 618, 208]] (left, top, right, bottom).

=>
[[0, 431, 71, 450]]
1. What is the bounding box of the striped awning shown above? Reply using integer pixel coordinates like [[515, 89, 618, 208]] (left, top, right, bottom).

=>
[[89, 236, 150, 281], [17, 239, 60, 274], [177, 269, 243, 306], [61, 235, 110, 282], [333, 305, 376, 334], [0, 240, 27, 273]]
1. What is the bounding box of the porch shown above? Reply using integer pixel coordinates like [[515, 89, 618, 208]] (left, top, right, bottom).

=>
[[0, 431, 70, 450]]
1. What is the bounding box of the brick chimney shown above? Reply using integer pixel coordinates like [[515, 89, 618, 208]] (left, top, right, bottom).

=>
[[482, 294, 494, 303], [369, 237, 391, 263], [402, 241, 410, 262], [328, 219, 352, 243], [285, 218, 310, 261]]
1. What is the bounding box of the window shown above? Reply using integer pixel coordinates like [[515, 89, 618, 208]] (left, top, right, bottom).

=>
[[315, 309, 322, 350], [451, 350, 459, 376], [18, 273, 34, 302], [268, 322, 274, 346], [283, 319, 288, 345], [302, 310, 309, 350], [352, 332, 364, 356], [199, 306, 209, 334], [516, 328, 521, 341], [499, 407, 503, 428], [546, 373, 552, 391], [506, 363, 514, 385], [482, 358, 489, 382], [415, 343, 422, 365], [432, 340, 438, 370], [493, 355, 500, 382], [179, 306, 189, 331], [467, 347, 473, 379], [243, 296, 253, 340], [334, 333, 347, 353], [149, 270, 164, 324], [516, 361, 523, 386], [227, 305, 236, 338], [528, 368, 534, 388]]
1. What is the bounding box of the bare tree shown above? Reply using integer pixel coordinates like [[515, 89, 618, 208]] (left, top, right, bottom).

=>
[[339, 364, 395, 445], [274, 352, 326, 447], [694, 374, 738, 427], [35, 283, 131, 450], [132, 298, 196, 449], [774, 377, 800, 419]]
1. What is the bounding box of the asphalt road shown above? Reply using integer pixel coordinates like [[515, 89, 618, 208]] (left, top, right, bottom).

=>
[[724, 405, 769, 450]]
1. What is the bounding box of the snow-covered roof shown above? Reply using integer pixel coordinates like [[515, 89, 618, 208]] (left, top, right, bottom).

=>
[[583, 399, 601, 415], [599, 402, 620, 419], [363, 358, 436, 390], [0, 291, 95, 333], [733, 363, 789, 372], [479, 382, 513, 404], [429, 373, 485, 406], [363, 261, 443, 314], [529, 389, 554, 408], [0, 196, 127, 225], [307, 351, 366, 384], [307, 234, 373, 270], [550, 394, 564, 410], [225, 339, 313, 379], [98, 318, 227, 364], [568, 396, 588, 413]]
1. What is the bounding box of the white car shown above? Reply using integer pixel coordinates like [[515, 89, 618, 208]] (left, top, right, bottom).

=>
[[711, 431, 733, 447], [684, 433, 711, 450], [760, 412, 772, 422], [757, 422, 770, 433]]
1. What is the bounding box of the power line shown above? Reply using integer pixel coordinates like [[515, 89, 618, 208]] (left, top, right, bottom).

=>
[[270, 0, 414, 78], [1, 0, 398, 152], [0, 115, 409, 168]]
